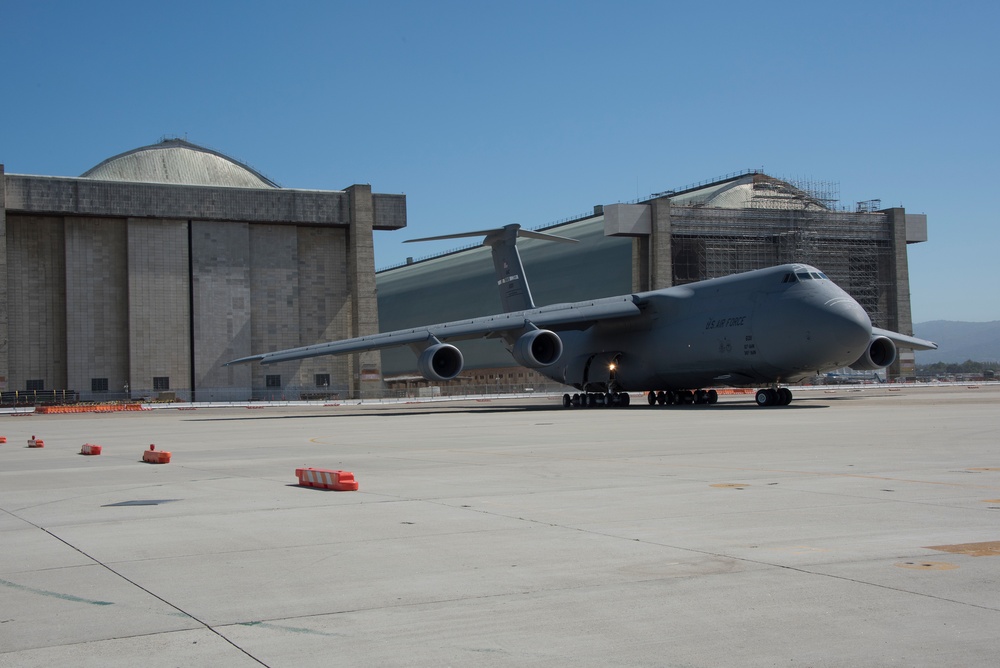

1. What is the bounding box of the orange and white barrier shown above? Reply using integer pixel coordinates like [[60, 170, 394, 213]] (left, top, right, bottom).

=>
[[36, 403, 149, 414], [142, 444, 171, 464], [80, 443, 103, 455], [295, 468, 358, 491], [0, 436, 6, 444], [27, 435, 45, 448]]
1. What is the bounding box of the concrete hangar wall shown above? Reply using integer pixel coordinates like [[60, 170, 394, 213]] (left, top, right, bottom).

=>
[[0, 139, 406, 402], [376, 171, 929, 384]]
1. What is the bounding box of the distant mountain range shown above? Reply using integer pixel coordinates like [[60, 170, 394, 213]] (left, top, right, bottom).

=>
[[912, 321, 1000, 364]]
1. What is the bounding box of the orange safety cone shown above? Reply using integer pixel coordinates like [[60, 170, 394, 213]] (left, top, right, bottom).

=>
[[80, 443, 103, 455], [295, 468, 359, 491], [27, 435, 45, 448], [141, 444, 171, 464]]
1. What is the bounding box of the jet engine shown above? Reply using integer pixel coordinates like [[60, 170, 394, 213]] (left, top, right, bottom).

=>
[[511, 329, 563, 368], [849, 335, 897, 371], [417, 343, 464, 381]]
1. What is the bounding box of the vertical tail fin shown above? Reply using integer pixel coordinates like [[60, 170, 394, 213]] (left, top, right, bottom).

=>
[[405, 224, 578, 313]]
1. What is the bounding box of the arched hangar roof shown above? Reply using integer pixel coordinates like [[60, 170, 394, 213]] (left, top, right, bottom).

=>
[[81, 138, 279, 188]]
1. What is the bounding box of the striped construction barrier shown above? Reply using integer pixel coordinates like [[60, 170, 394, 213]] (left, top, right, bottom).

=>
[[295, 468, 358, 491], [36, 403, 149, 414], [27, 435, 45, 448], [80, 443, 103, 456], [0, 436, 6, 444], [141, 444, 171, 464]]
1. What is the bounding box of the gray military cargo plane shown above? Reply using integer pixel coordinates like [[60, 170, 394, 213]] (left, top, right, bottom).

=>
[[227, 224, 937, 408]]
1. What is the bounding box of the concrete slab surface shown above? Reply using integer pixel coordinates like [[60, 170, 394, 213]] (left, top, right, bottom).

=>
[[1, 385, 999, 666]]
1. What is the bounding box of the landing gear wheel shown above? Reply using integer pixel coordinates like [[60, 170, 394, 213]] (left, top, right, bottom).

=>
[[707, 390, 719, 404], [777, 388, 793, 406], [755, 389, 773, 407], [656, 391, 667, 406], [619, 392, 630, 407], [648, 391, 657, 406], [562, 393, 572, 408]]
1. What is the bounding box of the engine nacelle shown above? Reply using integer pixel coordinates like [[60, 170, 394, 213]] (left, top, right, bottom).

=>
[[849, 336, 897, 371], [417, 343, 464, 381], [511, 329, 563, 368]]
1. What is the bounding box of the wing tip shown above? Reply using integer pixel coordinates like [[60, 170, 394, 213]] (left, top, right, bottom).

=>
[[224, 354, 266, 366]]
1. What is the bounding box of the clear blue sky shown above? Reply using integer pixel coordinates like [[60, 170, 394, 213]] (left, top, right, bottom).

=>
[[3, 0, 997, 323]]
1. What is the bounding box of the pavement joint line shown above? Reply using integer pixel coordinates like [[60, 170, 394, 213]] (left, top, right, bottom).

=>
[[7, 511, 272, 668]]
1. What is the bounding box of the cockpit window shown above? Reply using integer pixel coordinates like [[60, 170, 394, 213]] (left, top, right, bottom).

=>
[[785, 270, 829, 283]]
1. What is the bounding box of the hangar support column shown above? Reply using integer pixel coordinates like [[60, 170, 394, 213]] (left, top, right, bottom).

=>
[[649, 197, 673, 290], [345, 184, 383, 398], [882, 207, 917, 379], [0, 165, 7, 393], [604, 201, 671, 292]]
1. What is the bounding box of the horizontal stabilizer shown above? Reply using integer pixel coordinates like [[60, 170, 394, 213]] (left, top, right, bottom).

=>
[[405, 224, 578, 246]]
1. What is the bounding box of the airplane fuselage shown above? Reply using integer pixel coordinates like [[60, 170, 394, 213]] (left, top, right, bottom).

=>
[[538, 264, 872, 392]]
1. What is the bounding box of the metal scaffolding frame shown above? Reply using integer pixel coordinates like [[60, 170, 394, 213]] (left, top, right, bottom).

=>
[[670, 205, 895, 329]]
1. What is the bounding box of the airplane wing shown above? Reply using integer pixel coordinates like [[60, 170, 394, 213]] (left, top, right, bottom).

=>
[[873, 327, 938, 351], [226, 295, 642, 366]]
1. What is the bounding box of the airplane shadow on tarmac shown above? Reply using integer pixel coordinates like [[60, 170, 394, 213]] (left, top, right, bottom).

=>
[[187, 400, 832, 421]]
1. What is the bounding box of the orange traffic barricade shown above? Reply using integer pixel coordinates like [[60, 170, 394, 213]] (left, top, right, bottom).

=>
[[295, 468, 358, 491], [80, 443, 103, 455], [141, 444, 171, 464], [27, 435, 45, 448]]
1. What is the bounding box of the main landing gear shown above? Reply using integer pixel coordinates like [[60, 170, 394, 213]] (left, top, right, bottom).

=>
[[754, 387, 793, 407], [562, 392, 631, 408], [646, 389, 718, 406]]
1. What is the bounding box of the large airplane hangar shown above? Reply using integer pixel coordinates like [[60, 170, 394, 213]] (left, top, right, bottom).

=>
[[377, 171, 928, 390], [1, 139, 405, 402]]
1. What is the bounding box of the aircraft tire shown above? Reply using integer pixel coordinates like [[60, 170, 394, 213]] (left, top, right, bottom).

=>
[[755, 389, 772, 407], [707, 390, 719, 404], [647, 391, 657, 406], [778, 388, 793, 405], [619, 392, 630, 407], [656, 391, 667, 406], [563, 394, 572, 408]]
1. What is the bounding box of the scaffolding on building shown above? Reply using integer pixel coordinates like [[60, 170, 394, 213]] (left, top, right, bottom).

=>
[[669, 202, 894, 330]]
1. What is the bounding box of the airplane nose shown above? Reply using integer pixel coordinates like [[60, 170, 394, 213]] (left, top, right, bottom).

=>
[[755, 290, 873, 373], [820, 298, 872, 353]]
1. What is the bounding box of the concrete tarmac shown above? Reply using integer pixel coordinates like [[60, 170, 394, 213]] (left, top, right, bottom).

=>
[[1, 385, 999, 667]]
